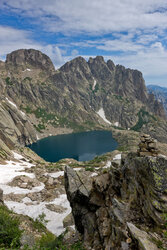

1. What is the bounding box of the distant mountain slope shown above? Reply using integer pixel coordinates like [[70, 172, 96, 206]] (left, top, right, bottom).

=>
[[147, 85, 167, 114], [0, 48, 167, 150]]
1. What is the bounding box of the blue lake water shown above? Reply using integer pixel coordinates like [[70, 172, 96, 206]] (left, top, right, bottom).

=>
[[28, 130, 118, 162]]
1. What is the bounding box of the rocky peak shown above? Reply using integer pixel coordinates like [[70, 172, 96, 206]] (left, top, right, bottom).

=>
[[88, 56, 113, 81], [6, 49, 55, 72], [114, 65, 148, 102], [60, 56, 89, 73], [107, 59, 115, 71], [88, 56, 105, 64]]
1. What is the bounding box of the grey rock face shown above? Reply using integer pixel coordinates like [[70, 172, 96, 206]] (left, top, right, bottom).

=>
[[0, 49, 167, 149], [6, 49, 55, 72], [64, 154, 167, 250], [0, 99, 37, 147]]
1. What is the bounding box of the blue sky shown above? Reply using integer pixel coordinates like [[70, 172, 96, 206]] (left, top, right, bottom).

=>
[[0, 0, 167, 86]]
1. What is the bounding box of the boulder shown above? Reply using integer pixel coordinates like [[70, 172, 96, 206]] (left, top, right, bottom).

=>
[[63, 213, 74, 228], [45, 204, 67, 213], [65, 153, 167, 250], [127, 223, 158, 250]]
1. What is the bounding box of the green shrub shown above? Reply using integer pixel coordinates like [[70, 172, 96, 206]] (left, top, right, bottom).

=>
[[34, 124, 45, 133], [5, 77, 13, 85], [24, 106, 33, 114], [37, 233, 85, 250], [131, 108, 156, 132], [23, 77, 32, 82], [31, 213, 48, 232], [0, 205, 22, 248], [85, 167, 94, 172]]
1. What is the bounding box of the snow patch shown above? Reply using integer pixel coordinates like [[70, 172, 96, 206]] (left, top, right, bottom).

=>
[[0, 151, 71, 235], [91, 173, 98, 177], [12, 151, 24, 160], [6, 98, 26, 117], [1, 182, 44, 195], [73, 168, 82, 171], [103, 161, 111, 168], [0, 151, 35, 188], [97, 108, 111, 125], [113, 154, 121, 160], [6, 97, 17, 108], [92, 79, 97, 90], [114, 122, 119, 127], [20, 110, 26, 116], [5, 194, 71, 235], [45, 171, 64, 178], [22, 68, 31, 72]]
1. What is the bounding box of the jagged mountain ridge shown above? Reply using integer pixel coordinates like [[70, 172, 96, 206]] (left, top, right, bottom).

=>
[[0, 49, 167, 151], [147, 84, 167, 114]]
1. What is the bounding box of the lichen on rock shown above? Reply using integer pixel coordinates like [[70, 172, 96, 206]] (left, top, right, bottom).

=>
[[65, 152, 167, 249]]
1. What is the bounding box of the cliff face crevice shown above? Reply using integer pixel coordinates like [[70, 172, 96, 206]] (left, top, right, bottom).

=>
[[65, 153, 167, 250]]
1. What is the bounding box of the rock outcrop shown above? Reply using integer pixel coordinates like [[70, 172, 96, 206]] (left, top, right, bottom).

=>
[[0, 97, 37, 147], [6, 49, 55, 72], [65, 153, 167, 250]]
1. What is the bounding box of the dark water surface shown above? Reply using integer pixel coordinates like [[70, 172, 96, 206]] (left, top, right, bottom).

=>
[[28, 130, 118, 162]]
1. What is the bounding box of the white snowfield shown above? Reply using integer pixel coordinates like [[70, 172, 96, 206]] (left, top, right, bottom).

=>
[[97, 108, 111, 125], [0, 151, 71, 235], [6, 194, 71, 235], [0, 151, 122, 235]]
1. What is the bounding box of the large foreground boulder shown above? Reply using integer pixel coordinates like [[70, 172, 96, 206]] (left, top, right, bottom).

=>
[[65, 153, 167, 249]]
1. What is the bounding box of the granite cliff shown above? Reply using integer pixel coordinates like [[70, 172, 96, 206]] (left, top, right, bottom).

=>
[[0, 49, 167, 156]]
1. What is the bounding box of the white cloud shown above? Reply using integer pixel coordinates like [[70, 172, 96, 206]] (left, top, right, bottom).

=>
[[0, 26, 40, 58], [0, 26, 45, 62], [71, 49, 79, 57], [1, 0, 167, 34], [42, 45, 65, 68], [0, 26, 63, 67]]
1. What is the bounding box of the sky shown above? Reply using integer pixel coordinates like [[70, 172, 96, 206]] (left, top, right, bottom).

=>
[[0, 0, 167, 86]]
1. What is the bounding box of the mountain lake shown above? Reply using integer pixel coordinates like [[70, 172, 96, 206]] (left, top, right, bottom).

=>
[[28, 130, 118, 162]]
